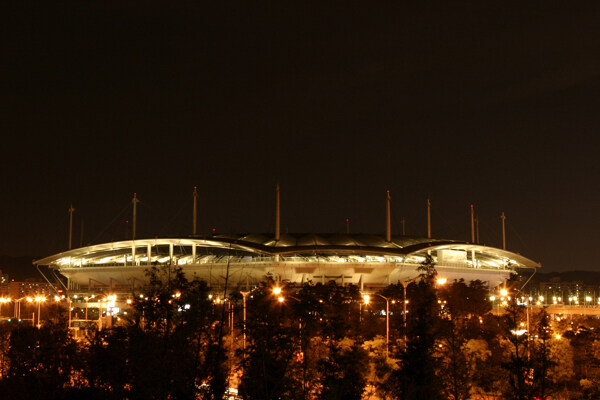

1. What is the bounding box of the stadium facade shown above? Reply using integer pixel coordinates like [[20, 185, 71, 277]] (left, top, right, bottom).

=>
[[34, 233, 540, 294]]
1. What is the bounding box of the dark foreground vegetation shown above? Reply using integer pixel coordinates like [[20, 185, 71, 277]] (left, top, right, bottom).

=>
[[1, 259, 600, 399]]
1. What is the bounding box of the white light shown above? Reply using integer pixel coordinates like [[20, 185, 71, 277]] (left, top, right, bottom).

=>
[[511, 329, 527, 336]]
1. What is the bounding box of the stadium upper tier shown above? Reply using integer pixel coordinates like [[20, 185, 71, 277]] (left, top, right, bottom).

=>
[[34, 234, 540, 291]]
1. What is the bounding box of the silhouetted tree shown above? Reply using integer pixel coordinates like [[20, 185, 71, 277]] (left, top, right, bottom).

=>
[[501, 298, 531, 400], [531, 308, 556, 400], [0, 323, 78, 400], [390, 255, 444, 400], [318, 340, 369, 400], [238, 281, 297, 400]]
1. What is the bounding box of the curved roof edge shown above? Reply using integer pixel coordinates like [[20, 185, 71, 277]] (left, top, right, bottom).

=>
[[34, 235, 541, 270]]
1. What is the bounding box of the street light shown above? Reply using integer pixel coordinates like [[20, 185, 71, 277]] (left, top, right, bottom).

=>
[[375, 293, 391, 359], [400, 277, 418, 345], [28, 296, 46, 328], [0, 297, 11, 320], [13, 297, 27, 320], [360, 294, 370, 323], [274, 293, 306, 400], [84, 296, 90, 320], [240, 287, 260, 352]]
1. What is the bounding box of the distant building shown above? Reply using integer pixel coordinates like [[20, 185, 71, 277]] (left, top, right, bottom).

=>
[[532, 278, 600, 303], [0, 270, 9, 296], [9, 280, 53, 299]]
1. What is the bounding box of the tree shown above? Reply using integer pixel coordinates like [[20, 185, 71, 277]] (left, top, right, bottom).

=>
[[436, 318, 471, 400], [237, 281, 298, 400], [500, 299, 531, 400], [80, 327, 130, 399], [531, 308, 556, 399], [389, 255, 444, 400], [128, 267, 225, 399], [0, 322, 79, 400], [318, 338, 369, 400]]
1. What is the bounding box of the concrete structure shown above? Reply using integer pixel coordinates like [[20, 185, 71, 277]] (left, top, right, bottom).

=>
[[34, 233, 540, 294]]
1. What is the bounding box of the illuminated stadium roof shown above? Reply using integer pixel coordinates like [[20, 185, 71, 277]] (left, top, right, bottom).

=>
[[35, 234, 540, 292]]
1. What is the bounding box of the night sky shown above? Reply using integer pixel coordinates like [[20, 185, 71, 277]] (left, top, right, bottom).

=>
[[2, 2, 599, 272]]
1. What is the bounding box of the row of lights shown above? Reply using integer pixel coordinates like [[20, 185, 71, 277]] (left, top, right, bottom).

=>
[[0, 296, 47, 303], [490, 291, 600, 306]]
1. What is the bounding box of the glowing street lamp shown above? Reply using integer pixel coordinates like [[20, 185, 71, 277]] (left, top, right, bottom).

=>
[[360, 294, 371, 323], [0, 297, 11, 319], [375, 293, 391, 359], [84, 296, 90, 320], [29, 296, 46, 328], [240, 287, 260, 353]]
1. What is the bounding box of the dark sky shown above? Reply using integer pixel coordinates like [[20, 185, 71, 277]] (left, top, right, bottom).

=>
[[1, 1, 599, 272]]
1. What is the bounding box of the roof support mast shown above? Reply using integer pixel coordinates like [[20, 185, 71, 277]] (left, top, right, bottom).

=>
[[132, 193, 139, 265], [192, 187, 198, 263], [275, 184, 280, 242], [470, 204, 476, 268], [501, 212, 507, 250], [132, 193, 139, 240], [386, 190, 391, 242], [193, 186, 198, 236], [470, 204, 475, 243], [427, 198, 431, 239], [476, 214, 480, 244], [68, 203, 75, 250]]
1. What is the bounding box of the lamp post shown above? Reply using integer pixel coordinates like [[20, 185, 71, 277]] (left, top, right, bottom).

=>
[[68, 297, 72, 329], [0, 297, 11, 320], [375, 293, 390, 359], [13, 297, 26, 320], [240, 287, 260, 353], [29, 296, 46, 328], [360, 294, 370, 323], [400, 277, 418, 344], [275, 291, 306, 400], [84, 296, 89, 321]]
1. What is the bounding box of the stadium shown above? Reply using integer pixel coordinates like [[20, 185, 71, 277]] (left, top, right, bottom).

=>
[[34, 233, 540, 295], [34, 190, 541, 298]]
